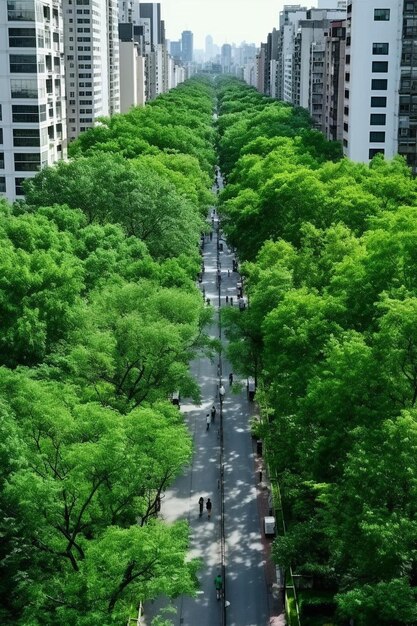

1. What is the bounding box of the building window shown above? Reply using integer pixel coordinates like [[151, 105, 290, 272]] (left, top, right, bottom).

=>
[[370, 131, 386, 142], [0, 177, 5, 193], [12, 104, 46, 123], [8, 27, 36, 47], [0, 129, 3, 144], [371, 96, 387, 107], [374, 8, 390, 20], [15, 178, 25, 196], [370, 113, 386, 125], [343, 138, 348, 147], [345, 72, 350, 82], [344, 122, 349, 131], [8, 2, 36, 21], [372, 61, 388, 73], [10, 78, 38, 98], [345, 89, 349, 99], [14, 152, 41, 172], [10, 53, 37, 73], [372, 42, 389, 55], [369, 148, 385, 158], [0, 153, 4, 169], [13, 128, 40, 147], [372, 78, 388, 90], [344, 106, 349, 115]]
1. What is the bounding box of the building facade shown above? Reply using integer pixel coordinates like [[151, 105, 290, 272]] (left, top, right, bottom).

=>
[[181, 30, 193, 63], [397, 0, 417, 172], [343, 0, 402, 162], [63, 0, 120, 142], [221, 43, 232, 73], [118, 22, 145, 111], [0, 0, 67, 202], [323, 20, 346, 141]]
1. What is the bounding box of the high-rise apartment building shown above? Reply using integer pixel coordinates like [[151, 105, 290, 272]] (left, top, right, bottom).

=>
[[221, 43, 232, 73], [205, 34, 214, 62], [63, 0, 120, 142], [118, 22, 146, 111], [0, 0, 67, 202], [169, 40, 181, 61], [107, 0, 120, 115], [323, 20, 346, 141], [118, 0, 133, 23], [139, 3, 163, 47], [394, 1, 417, 171], [181, 30, 193, 63], [277, 5, 308, 102], [343, 0, 402, 162]]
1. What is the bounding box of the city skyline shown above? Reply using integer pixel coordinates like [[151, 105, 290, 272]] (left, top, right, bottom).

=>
[[158, 0, 319, 49]]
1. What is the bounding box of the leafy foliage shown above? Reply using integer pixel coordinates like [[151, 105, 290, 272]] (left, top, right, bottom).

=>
[[217, 77, 417, 624], [0, 77, 216, 624]]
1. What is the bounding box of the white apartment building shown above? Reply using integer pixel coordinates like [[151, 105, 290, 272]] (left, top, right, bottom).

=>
[[0, 0, 67, 202], [107, 0, 120, 115], [63, 0, 120, 142], [118, 23, 146, 111], [279, 6, 308, 101], [343, 0, 402, 161], [118, 0, 132, 23], [293, 9, 345, 109]]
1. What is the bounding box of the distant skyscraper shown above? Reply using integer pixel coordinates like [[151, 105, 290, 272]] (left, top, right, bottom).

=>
[[139, 3, 163, 47], [221, 44, 232, 73], [181, 30, 193, 63], [170, 40, 182, 61], [0, 0, 67, 202], [205, 34, 214, 61]]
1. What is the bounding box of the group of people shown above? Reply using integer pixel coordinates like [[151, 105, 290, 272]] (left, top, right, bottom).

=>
[[198, 496, 212, 519], [206, 404, 217, 430]]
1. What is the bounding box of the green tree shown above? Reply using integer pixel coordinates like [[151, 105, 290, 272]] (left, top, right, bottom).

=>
[[0, 370, 196, 624], [66, 280, 210, 411]]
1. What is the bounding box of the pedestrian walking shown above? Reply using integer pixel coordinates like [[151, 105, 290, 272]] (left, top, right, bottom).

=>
[[211, 405, 216, 422], [206, 498, 212, 519], [228, 269, 230, 277], [214, 574, 223, 599], [219, 384, 225, 405], [217, 269, 221, 284], [229, 372, 234, 386], [206, 414, 211, 431], [198, 496, 204, 517], [209, 230, 213, 241]]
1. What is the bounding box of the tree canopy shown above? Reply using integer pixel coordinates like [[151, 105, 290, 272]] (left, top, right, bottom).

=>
[[0, 76, 216, 625], [217, 76, 417, 624]]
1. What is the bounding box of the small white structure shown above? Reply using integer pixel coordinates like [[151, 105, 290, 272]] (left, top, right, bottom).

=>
[[264, 516, 276, 537]]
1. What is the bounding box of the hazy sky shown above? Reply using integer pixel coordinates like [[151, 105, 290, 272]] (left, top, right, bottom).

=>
[[158, 0, 318, 50]]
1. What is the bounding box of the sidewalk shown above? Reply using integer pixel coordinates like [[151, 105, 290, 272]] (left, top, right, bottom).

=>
[[143, 173, 285, 625]]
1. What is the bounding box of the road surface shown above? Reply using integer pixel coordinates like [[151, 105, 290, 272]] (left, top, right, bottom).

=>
[[143, 173, 281, 626]]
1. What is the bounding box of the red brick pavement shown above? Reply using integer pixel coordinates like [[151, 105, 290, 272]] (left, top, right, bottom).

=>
[[252, 437, 286, 624]]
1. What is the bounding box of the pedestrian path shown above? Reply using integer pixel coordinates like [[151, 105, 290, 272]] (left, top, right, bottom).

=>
[[143, 171, 283, 625]]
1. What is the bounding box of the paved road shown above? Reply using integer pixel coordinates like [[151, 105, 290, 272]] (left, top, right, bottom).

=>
[[143, 173, 276, 625]]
